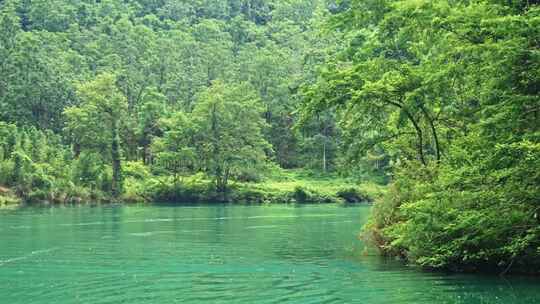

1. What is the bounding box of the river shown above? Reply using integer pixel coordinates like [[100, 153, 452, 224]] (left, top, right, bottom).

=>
[[0, 204, 538, 303]]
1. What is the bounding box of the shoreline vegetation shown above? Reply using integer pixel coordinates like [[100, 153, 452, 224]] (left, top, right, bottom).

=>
[[0, 169, 385, 207], [0, 186, 21, 207], [301, 1, 540, 275]]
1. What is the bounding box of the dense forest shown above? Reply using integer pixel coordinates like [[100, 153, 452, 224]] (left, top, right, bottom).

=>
[[0, 0, 538, 274], [0, 0, 380, 205]]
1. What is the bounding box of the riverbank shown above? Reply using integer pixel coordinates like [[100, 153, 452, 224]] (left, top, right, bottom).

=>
[[362, 161, 540, 276], [2, 170, 386, 206], [0, 186, 21, 207]]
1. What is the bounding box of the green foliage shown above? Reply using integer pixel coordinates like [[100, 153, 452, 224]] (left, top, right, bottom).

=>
[[0, 0, 366, 210], [0, 186, 20, 207], [0, 122, 95, 204], [1, 0, 359, 206], [65, 73, 128, 197], [366, 137, 540, 273], [191, 81, 271, 192], [152, 111, 196, 184], [336, 187, 368, 203], [292, 186, 310, 203], [71, 152, 107, 190], [123, 168, 375, 205], [309, 0, 540, 273]]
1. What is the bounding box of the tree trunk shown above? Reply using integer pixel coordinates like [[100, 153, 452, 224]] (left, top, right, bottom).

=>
[[420, 104, 441, 162], [210, 102, 225, 192], [322, 139, 327, 173], [407, 113, 427, 166], [386, 100, 427, 166], [111, 120, 123, 197], [73, 141, 81, 159]]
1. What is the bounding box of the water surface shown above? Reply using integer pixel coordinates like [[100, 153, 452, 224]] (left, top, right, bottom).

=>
[[1, 204, 538, 303]]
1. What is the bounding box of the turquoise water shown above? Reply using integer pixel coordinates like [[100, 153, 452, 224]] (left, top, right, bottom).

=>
[[0, 204, 538, 303]]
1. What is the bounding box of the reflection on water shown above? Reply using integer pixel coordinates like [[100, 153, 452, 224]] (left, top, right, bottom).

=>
[[0, 204, 538, 304]]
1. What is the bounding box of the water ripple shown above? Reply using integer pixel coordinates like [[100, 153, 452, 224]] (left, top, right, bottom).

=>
[[0, 247, 60, 267], [1, 205, 539, 304]]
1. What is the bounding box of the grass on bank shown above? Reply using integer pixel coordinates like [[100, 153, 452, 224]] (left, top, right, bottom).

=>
[[1, 160, 386, 206], [122, 167, 387, 205], [237, 169, 386, 204], [0, 186, 21, 207]]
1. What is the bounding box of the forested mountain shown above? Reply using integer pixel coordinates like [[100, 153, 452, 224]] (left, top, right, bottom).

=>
[[0, 0, 331, 163], [1, 0, 374, 203]]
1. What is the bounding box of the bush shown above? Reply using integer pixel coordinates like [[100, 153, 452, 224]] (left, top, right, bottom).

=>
[[234, 168, 262, 183], [336, 187, 366, 203], [123, 161, 151, 180], [292, 186, 310, 203], [291, 186, 342, 204], [0, 186, 20, 206], [72, 152, 103, 189], [0, 160, 14, 185], [26, 189, 52, 204], [122, 177, 147, 203], [139, 177, 215, 203], [364, 138, 540, 274]]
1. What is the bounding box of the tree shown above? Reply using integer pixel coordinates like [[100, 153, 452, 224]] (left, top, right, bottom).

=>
[[64, 73, 128, 197], [152, 111, 196, 186], [298, 110, 339, 173], [0, 3, 76, 131], [136, 89, 167, 164], [192, 81, 270, 192]]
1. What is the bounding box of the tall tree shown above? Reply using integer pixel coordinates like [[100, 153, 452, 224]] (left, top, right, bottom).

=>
[[152, 111, 196, 187], [64, 73, 128, 197], [192, 81, 270, 192]]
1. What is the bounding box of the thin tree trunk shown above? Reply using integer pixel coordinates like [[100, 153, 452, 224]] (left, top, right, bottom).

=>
[[210, 102, 225, 192], [322, 140, 327, 173], [73, 141, 81, 158], [420, 104, 441, 162], [407, 113, 427, 166], [386, 100, 427, 166], [111, 120, 123, 197]]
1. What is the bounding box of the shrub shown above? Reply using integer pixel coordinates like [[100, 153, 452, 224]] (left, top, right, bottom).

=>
[[336, 187, 366, 203], [0, 160, 14, 185], [364, 139, 540, 274], [292, 186, 310, 203], [123, 161, 151, 180]]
